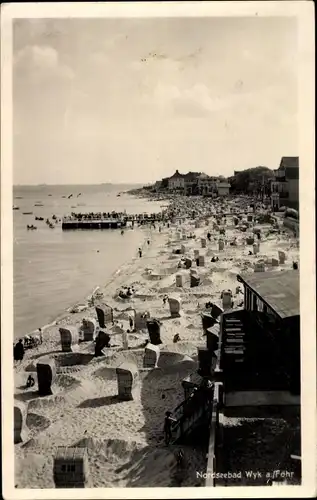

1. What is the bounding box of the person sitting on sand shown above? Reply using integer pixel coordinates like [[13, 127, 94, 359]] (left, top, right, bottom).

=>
[[26, 375, 35, 388], [173, 333, 181, 343], [164, 411, 177, 445], [163, 295, 168, 305], [126, 287, 132, 297], [129, 316, 134, 330], [207, 232, 211, 241]]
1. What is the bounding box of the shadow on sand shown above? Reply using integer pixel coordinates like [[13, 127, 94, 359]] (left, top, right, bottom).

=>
[[77, 395, 120, 408]]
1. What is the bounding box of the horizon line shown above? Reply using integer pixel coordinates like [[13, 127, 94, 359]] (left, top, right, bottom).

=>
[[13, 182, 145, 187]]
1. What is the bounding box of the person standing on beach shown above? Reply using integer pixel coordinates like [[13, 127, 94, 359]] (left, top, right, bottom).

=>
[[164, 411, 177, 445], [14, 339, 24, 364], [39, 328, 43, 344], [138, 248, 142, 258]]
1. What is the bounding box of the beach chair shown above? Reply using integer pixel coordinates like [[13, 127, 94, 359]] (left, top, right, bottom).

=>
[[95, 305, 113, 328]]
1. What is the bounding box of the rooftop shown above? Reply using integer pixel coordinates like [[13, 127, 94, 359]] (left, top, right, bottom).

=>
[[169, 170, 185, 179], [237, 270, 299, 319], [279, 157, 299, 169], [184, 171, 201, 180]]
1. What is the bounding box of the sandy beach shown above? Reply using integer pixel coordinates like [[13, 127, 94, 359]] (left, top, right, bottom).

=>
[[14, 195, 299, 488]]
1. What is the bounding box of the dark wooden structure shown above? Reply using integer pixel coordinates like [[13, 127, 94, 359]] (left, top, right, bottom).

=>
[[217, 270, 300, 395]]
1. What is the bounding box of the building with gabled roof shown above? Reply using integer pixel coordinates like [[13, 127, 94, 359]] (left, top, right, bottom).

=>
[[271, 156, 299, 210], [168, 170, 185, 191]]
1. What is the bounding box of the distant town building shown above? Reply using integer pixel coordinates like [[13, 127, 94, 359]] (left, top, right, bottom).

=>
[[153, 180, 162, 192], [271, 157, 299, 210], [184, 172, 201, 195], [198, 174, 218, 196], [168, 170, 185, 191], [161, 170, 231, 196], [216, 180, 231, 196]]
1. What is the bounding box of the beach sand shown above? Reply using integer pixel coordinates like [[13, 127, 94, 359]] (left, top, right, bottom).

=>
[[14, 199, 299, 488]]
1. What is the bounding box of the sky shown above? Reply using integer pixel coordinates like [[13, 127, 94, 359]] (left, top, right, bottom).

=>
[[13, 17, 298, 185]]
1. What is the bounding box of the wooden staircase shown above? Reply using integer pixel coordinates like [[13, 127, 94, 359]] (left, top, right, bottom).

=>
[[222, 314, 246, 364]]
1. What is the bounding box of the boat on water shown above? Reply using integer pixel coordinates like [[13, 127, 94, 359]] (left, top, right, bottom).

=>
[[62, 196, 66, 198], [13, 205, 20, 210], [77, 203, 86, 207], [48, 194, 52, 196], [15, 196, 23, 199], [22, 212, 33, 215]]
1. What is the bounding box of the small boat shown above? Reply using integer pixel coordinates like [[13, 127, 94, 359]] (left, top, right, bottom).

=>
[[117, 194, 121, 197], [35, 216, 44, 221], [22, 212, 33, 215], [15, 196, 23, 199], [34, 203, 44, 207], [27, 225, 37, 230], [13, 205, 20, 210], [62, 196, 66, 198], [48, 194, 52, 196]]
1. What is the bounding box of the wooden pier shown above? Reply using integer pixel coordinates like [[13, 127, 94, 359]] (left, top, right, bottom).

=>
[[62, 219, 127, 230], [62, 214, 165, 230]]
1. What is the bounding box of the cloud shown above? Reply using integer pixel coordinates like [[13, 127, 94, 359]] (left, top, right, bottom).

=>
[[14, 45, 74, 81], [90, 51, 109, 66]]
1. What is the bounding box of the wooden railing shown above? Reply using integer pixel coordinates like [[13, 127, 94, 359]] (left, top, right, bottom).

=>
[[170, 386, 214, 443], [205, 383, 224, 487]]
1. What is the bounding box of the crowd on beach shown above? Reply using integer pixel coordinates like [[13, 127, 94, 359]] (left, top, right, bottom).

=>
[[64, 211, 166, 222]]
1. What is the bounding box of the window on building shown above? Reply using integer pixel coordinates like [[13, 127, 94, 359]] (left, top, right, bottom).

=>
[[61, 465, 66, 472]]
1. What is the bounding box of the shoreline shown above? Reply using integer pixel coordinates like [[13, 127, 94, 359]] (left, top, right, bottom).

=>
[[22, 225, 153, 339]]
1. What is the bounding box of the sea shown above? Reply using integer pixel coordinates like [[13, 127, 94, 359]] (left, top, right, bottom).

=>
[[13, 184, 163, 338]]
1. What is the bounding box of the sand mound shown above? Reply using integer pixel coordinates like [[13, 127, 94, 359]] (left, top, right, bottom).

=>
[[103, 349, 145, 369], [26, 412, 51, 431], [186, 323, 199, 330], [20, 435, 57, 453], [54, 373, 81, 391], [93, 349, 194, 374], [202, 278, 213, 286], [92, 365, 118, 381], [15, 452, 52, 489], [25, 362, 37, 372], [73, 437, 145, 457], [28, 394, 66, 413]]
